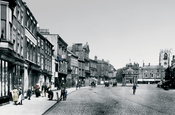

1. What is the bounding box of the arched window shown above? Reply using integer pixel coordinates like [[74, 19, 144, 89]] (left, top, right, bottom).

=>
[[164, 53, 168, 60]]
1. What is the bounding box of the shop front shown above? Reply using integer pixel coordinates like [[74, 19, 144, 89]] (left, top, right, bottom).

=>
[[0, 53, 25, 104], [28, 63, 41, 92]]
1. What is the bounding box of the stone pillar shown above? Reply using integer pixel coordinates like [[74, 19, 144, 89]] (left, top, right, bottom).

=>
[[23, 64, 28, 92]]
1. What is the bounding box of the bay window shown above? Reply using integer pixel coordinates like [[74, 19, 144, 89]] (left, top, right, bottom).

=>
[[1, 4, 7, 40]]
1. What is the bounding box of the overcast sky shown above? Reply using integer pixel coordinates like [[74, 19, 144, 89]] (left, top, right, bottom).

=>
[[23, 0, 175, 69]]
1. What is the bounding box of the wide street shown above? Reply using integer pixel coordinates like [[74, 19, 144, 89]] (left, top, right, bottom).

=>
[[44, 84, 175, 115]]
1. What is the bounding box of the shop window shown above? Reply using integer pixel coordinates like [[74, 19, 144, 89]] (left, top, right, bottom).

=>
[[0, 60, 1, 96], [0, 60, 8, 96]]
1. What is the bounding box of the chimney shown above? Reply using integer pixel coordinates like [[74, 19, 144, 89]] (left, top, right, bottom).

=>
[[94, 56, 97, 61], [148, 63, 150, 66], [143, 62, 145, 67]]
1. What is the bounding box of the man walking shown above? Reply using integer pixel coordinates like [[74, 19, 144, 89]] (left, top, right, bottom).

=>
[[27, 87, 32, 100], [132, 84, 136, 95]]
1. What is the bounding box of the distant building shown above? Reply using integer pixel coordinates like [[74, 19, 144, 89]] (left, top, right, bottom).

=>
[[39, 28, 68, 89], [83, 42, 90, 80], [159, 49, 171, 69], [138, 63, 165, 84], [24, 2, 39, 91], [67, 49, 79, 87], [37, 31, 53, 88], [122, 63, 139, 86], [89, 56, 98, 84], [71, 43, 86, 86], [97, 59, 109, 84]]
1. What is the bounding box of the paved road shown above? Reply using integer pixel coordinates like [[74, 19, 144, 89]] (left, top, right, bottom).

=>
[[44, 84, 175, 115]]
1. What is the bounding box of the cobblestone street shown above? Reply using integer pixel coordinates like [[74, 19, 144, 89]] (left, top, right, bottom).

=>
[[44, 84, 175, 115]]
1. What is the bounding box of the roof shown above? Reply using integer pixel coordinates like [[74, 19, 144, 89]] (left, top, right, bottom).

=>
[[67, 49, 78, 58], [83, 42, 90, 52], [142, 65, 163, 69]]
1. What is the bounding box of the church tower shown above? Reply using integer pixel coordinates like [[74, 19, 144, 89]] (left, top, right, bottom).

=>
[[159, 49, 171, 68]]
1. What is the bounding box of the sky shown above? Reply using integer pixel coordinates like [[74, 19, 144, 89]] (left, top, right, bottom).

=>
[[23, 0, 175, 69]]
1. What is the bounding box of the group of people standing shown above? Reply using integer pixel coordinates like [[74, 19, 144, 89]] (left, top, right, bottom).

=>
[[11, 82, 69, 105], [12, 86, 24, 105]]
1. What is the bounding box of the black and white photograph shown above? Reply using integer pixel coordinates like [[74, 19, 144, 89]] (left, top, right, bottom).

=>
[[1, 0, 175, 115]]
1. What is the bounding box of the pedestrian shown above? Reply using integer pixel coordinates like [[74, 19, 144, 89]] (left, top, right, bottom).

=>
[[42, 83, 47, 97], [78, 80, 81, 89], [60, 87, 65, 101], [132, 84, 137, 95], [27, 87, 32, 100], [12, 86, 19, 105], [76, 82, 78, 90], [34, 83, 40, 97], [61, 82, 66, 89], [63, 89, 67, 101], [17, 87, 24, 105], [48, 88, 53, 100], [91, 81, 95, 88]]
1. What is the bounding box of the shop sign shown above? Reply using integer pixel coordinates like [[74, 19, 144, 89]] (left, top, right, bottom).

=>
[[0, 54, 15, 62], [31, 65, 40, 71], [15, 61, 24, 67]]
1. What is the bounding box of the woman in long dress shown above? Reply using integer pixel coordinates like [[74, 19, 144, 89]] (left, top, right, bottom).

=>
[[12, 86, 19, 105], [17, 87, 24, 105]]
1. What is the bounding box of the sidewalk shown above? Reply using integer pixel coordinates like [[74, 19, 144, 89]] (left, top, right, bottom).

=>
[[0, 87, 88, 115]]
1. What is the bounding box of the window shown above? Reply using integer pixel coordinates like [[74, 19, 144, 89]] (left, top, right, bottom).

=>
[[33, 47, 35, 62], [164, 53, 168, 60], [17, 43, 20, 54], [55, 63, 58, 72], [30, 44, 32, 61], [27, 42, 29, 60], [27, 18, 30, 28], [45, 58, 47, 70], [13, 7, 17, 17], [45, 43, 47, 54], [41, 40, 44, 49], [38, 53, 40, 65], [38, 37, 40, 47], [1, 4, 7, 40], [21, 47, 23, 56], [21, 14, 24, 26], [41, 55, 44, 70], [30, 23, 32, 32], [17, 10, 20, 21]]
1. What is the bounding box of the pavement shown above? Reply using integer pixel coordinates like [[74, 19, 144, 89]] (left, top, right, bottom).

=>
[[0, 86, 88, 115]]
